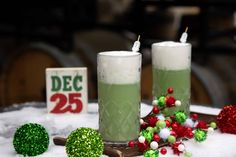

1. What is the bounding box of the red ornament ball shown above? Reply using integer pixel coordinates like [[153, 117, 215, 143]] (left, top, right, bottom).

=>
[[170, 130, 177, 137], [165, 120, 171, 127], [160, 148, 167, 155], [152, 106, 159, 114], [141, 123, 149, 129], [186, 131, 194, 139], [167, 87, 174, 94], [166, 96, 176, 107], [196, 121, 208, 129], [217, 105, 236, 134], [128, 141, 135, 147], [171, 122, 179, 130], [147, 116, 158, 127], [171, 142, 184, 155], [138, 141, 149, 151], [153, 134, 160, 142], [173, 125, 188, 138], [191, 113, 199, 121]]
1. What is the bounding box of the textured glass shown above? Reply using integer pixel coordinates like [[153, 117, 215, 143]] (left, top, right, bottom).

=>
[[152, 68, 190, 115]]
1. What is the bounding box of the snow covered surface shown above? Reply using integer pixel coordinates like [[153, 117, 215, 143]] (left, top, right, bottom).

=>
[[1, 102, 236, 157]]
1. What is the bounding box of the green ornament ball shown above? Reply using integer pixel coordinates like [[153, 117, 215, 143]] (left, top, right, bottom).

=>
[[167, 135, 176, 144], [158, 96, 166, 108], [66, 127, 104, 157], [153, 126, 159, 133], [146, 127, 155, 133], [162, 108, 169, 116], [142, 130, 154, 143], [156, 120, 166, 129], [13, 123, 49, 156], [194, 129, 207, 142], [174, 111, 187, 124], [210, 122, 217, 129], [144, 149, 159, 157], [184, 151, 192, 157]]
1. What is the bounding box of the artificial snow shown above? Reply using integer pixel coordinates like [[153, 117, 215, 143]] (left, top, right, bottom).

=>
[[0, 103, 236, 157]]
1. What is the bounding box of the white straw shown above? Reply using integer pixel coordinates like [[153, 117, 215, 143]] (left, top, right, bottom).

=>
[[180, 27, 188, 43], [132, 35, 141, 52]]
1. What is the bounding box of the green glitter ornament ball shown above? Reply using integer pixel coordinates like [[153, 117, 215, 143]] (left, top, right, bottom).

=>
[[194, 129, 207, 142], [13, 123, 49, 156], [66, 127, 104, 157], [141, 130, 154, 143], [144, 149, 159, 157], [174, 111, 187, 124]]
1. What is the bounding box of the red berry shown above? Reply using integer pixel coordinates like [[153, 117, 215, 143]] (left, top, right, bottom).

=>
[[128, 141, 135, 147], [196, 121, 208, 129], [172, 142, 184, 155], [191, 113, 199, 120], [152, 106, 159, 114], [138, 141, 149, 151], [186, 127, 192, 132], [160, 148, 167, 155], [166, 96, 175, 107], [171, 122, 179, 130], [148, 116, 158, 127], [153, 134, 160, 142], [170, 130, 177, 137], [165, 120, 171, 127], [141, 123, 148, 129], [186, 131, 194, 139], [167, 87, 174, 94]]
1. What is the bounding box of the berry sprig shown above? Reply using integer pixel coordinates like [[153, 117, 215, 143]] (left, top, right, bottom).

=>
[[128, 87, 217, 157]]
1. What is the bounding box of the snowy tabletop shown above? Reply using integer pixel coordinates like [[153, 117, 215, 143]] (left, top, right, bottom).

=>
[[0, 102, 236, 157]]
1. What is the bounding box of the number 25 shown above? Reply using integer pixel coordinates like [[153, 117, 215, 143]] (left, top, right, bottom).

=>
[[50, 93, 83, 113]]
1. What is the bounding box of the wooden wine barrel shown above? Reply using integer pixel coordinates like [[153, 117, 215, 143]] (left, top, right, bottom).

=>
[[141, 63, 229, 108], [0, 43, 90, 107], [191, 63, 229, 107], [74, 29, 133, 70], [208, 55, 236, 104]]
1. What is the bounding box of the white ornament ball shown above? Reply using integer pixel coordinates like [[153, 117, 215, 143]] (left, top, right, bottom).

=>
[[175, 100, 182, 106], [138, 136, 145, 143], [140, 119, 144, 124], [184, 118, 194, 128], [178, 144, 185, 151], [152, 99, 158, 105], [159, 128, 171, 140], [150, 141, 159, 149], [157, 114, 165, 121], [208, 127, 214, 133]]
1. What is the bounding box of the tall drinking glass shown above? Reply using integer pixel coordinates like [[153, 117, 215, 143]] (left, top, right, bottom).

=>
[[97, 51, 141, 144], [152, 41, 191, 116]]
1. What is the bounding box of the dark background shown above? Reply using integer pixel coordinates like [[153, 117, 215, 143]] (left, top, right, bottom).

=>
[[0, 0, 236, 108]]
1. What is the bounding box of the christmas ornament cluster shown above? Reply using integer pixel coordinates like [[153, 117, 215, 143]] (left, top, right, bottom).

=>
[[11, 87, 236, 157], [128, 87, 217, 157]]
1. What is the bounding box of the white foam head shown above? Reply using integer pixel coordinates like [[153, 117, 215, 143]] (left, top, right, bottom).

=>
[[97, 51, 141, 84], [152, 41, 191, 70]]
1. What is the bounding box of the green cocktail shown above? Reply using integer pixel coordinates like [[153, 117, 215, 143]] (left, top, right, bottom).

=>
[[152, 41, 191, 116], [97, 51, 141, 143], [98, 82, 140, 142], [153, 68, 190, 115]]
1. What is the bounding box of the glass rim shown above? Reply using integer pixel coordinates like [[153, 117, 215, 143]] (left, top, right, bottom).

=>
[[152, 41, 191, 47], [98, 51, 141, 57]]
